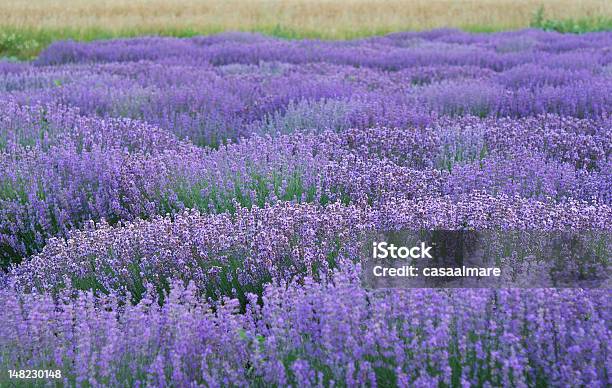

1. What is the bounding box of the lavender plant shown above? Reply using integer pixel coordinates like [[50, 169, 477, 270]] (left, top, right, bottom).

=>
[[0, 29, 610, 387]]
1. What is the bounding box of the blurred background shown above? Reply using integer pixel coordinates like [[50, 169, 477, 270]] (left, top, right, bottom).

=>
[[1, 0, 611, 59]]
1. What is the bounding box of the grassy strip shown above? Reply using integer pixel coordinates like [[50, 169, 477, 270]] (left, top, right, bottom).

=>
[[0, 25, 480, 60], [0, 10, 609, 60]]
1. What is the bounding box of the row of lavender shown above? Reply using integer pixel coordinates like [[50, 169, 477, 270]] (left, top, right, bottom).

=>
[[3, 278, 609, 387], [2, 201, 611, 386], [1, 103, 609, 267], [1, 29, 611, 386]]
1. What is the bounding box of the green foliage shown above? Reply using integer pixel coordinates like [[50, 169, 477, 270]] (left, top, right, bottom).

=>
[[0, 30, 42, 59], [530, 6, 612, 33]]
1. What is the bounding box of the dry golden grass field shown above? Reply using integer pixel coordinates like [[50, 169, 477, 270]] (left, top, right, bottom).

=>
[[1, 0, 611, 58]]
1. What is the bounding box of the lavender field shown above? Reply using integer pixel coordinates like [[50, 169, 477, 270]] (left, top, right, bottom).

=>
[[0, 29, 611, 387]]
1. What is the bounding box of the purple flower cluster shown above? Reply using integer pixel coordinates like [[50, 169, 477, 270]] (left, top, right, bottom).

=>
[[7, 195, 611, 301], [1, 275, 610, 386], [1, 29, 610, 386]]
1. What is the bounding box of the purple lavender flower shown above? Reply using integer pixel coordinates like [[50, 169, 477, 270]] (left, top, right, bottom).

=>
[[1, 28, 610, 386]]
